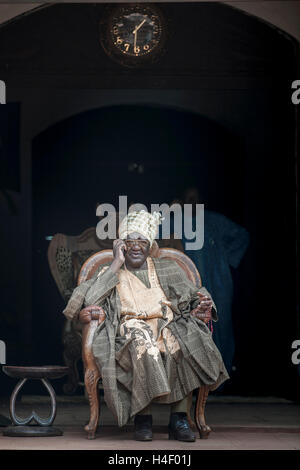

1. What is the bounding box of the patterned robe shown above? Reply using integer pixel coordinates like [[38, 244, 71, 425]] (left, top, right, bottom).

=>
[[63, 257, 229, 426]]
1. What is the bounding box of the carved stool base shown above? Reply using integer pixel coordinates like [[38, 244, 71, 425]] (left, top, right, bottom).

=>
[[3, 425, 63, 437]]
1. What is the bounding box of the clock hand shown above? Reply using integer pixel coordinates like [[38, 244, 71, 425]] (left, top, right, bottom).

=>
[[132, 19, 146, 53], [132, 18, 146, 35], [136, 19, 146, 32]]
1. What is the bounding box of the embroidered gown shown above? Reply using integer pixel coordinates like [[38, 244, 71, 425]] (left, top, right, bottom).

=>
[[63, 257, 229, 426]]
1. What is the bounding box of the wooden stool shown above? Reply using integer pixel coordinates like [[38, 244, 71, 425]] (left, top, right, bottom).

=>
[[2, 366, 69, 437]]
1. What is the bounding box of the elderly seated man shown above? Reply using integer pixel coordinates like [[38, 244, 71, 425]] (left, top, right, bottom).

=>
[[63, 210, 229, 442]]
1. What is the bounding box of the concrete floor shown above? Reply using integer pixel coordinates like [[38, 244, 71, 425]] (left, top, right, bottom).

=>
[[1, 395, 300, 450]]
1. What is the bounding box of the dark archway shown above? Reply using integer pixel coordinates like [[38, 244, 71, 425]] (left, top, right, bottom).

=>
[[32, 104, 244, 228], [31, 105, 244, 380]]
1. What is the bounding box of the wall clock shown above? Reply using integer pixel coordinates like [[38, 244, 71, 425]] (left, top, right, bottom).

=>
[[99, 4, 167, 67]]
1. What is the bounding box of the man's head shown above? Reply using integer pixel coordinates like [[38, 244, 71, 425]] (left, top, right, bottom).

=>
[[124, 231, 150, 269], [118, 210, 163, 268]]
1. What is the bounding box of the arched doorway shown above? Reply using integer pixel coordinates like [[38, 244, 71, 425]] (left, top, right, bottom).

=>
[[31, 104, 244, 383]]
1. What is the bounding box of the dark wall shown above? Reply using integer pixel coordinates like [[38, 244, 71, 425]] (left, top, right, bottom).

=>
[[0, 3, 298, 397], [0, 2, 296, 87]]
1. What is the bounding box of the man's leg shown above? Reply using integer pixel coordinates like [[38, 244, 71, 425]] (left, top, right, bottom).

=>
[[170, 396, 189, 414]]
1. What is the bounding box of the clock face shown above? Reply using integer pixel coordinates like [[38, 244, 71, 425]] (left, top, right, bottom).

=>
[[100, 5, 166, 66]]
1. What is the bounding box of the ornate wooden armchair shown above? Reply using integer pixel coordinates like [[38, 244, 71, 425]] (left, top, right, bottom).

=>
[[48, 227, 184, 394], [78, 243, 212, 440]]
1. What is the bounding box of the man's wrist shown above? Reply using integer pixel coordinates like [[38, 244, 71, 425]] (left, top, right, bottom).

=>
[[110, 259, 123, 273]]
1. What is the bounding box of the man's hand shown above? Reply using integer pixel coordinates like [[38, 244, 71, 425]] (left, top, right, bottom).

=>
[[190, 292, 213, 324], [110, 239, 127, 273], [79, 305, 106, 324], [113, 239, 127, 263]]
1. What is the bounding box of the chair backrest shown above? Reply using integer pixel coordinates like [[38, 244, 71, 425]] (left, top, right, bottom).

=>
[[78, 241, 202, 288], [48, 228, 114, 300]]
